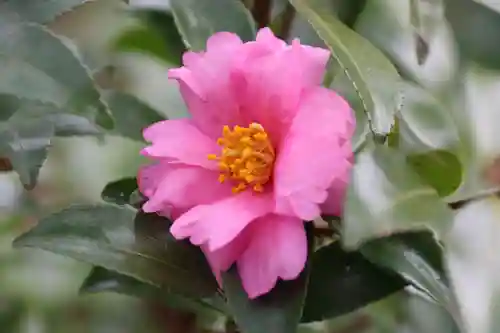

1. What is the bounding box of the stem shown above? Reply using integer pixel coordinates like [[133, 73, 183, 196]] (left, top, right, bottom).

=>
[[251, 0, 272, 28], [276, 3, 296, 40]]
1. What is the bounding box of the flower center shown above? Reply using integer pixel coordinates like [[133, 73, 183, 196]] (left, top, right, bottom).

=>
[[208, 123, 275, 194]]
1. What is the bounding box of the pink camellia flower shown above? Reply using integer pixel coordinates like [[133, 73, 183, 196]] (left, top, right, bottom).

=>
[[139, 28, 355, 299]]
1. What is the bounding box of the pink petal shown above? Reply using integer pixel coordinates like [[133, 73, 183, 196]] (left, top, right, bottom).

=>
[[320, 148, 354, 217], [201, 230, 251, 286], [237, 214, 307, 299], [141, 165, 232, 215], [141, 119, 219, 170], [274, 87, 355, 221], [236, 39, 331, 142], [168, 33, 245, 138], [138, 161, 172, 198], [170, 191, 273, 251], [255, 27, 287, 50]]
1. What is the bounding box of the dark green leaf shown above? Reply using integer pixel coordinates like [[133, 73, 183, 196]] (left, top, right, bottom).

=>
[[0, 117, 54, 189], [13, 205, 218, 298], [301, 241, 406, 323], [101, 177, 138, 206], [0, 93, 20, 121], [105, 92, 164, 141], [0, 0, 89, 23], [115, 9, 186, 66], [0, 20, 113, 128], [80, 266, 219, 313], [361, 231, 453, 310], [222, 225, 313, 333], [170, 0, 256, 51], [8, 98, 100, 136], [445, 0, 500, 69], [290, 0, 401, 135], [343, 145, 454, 249]]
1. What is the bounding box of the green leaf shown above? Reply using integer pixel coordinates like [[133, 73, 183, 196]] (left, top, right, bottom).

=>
[[343, 145, 454, 249], [7, 97, 100, 137], [0, 117, 53, 189], [361, 231, 452, 308], [0, 96, 100, 188], [13, 204, 219, 298], [0, 20, 113, 129], [395, 82, 463, 197], [445, 0, 500, 70], [289, 0, 401, 135], [222, 225, 313, 333], [105, 92, 164, 141], [101, 177, 138, 206], [355, 0, 454, 84], [115, 9, 186, 66], [301, 241, 406, 323], [80, 266, 220, 313], [474, 0, 500, 12], [407, 151, 462, 197], [170, 0, 256, 51], [1, 0, 90, 23]]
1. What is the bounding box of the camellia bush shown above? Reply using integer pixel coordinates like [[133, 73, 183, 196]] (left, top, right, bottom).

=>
[[4, 0, 500, 332]]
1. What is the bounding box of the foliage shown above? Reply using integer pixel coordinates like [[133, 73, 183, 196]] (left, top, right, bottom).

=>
[[5, 0, 500, 332]]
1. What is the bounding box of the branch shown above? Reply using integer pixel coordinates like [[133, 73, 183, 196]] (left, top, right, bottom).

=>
[[276, 3, 296, 40], [251, 0, 272, 28]]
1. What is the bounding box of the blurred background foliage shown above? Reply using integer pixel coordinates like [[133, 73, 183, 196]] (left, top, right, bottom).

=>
[[2, 0, 500, 332]]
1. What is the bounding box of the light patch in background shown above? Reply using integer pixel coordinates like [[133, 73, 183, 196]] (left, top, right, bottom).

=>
[[446, 198, 500, 333], [129, 0, 170, 9]]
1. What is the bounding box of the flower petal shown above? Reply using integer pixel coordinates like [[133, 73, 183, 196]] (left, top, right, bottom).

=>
[[141, 119, 219, 170], [237, 38, 331, 141], [170, 191, 273, 251], [201, 230, 251, 286], [168, 32, 245, 138], [274, 87, 355, 221], [237, 215, 307, 299], [141, 165, 232, 216]]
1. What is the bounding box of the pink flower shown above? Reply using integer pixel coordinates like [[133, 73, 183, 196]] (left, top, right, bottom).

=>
[[139, 28, 355, 299]]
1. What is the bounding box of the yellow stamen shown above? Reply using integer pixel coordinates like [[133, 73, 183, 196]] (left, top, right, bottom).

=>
[[208, 123, 275, 194]]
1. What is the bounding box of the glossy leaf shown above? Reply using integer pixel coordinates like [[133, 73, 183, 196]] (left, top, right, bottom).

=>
[[361, 231, 452, 308], [474, 0, 500, 12], [343, 145, 454, 249], [13, 205, 218, 298], [169, 0, 256, 51], [8, 98, 100, 137], [0, 0, 89, 23], [105, 92, 164, 141], [80, 266, 218, 313], [356, 0, 456, 85], [290, 0, 401, 135], [445, 0, 500, 70], [395, 82, 463, 197], [115, 9, 186, 66], [0, 20, 113, 129], [0, 96, 99, 188], [301, 241, 406, 323], [0, 117, 53, 189], [101, 178, 138, 206], [222, 225, 312, 333], [407, 151, 462, 197]]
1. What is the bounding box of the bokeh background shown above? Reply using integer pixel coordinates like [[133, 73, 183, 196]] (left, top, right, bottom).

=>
[[1, 0, 500, 332]]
